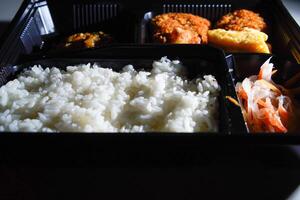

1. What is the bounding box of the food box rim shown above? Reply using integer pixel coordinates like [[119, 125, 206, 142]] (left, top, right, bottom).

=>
[[1, 133, 300, 145]]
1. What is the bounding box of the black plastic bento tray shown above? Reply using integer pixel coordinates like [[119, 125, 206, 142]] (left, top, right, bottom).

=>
[[0, 0, 300, 166]]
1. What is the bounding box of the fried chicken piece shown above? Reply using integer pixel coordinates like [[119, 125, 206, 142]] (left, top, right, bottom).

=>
[[208, 28, 270, 53], [152, 13, 211, 44], [216, 9, 267, 32], [65, 31, 112, 48]]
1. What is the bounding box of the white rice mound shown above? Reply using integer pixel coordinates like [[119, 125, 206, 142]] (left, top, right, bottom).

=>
[[0, 57, 220, 132]]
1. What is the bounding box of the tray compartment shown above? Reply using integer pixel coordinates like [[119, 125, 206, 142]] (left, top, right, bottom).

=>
[[139, 0, 298, 58], [0, 46, 246, 134], [1, 0, 137, 62], [0, 0, 299, 65], [226, 53, 300, 133], [47, 0, 136, 41]]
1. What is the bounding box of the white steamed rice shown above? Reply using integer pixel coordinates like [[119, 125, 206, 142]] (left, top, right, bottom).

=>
[[0, 57, 220, 132]]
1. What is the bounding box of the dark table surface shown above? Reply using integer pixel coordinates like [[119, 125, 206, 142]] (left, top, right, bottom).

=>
[[0, 143, 299, 200]]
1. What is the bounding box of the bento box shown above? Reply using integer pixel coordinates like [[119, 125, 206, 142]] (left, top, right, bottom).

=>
[[0, 0, 300, 139]]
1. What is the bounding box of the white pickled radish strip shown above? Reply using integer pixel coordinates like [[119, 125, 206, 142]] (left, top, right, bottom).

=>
[[258, 57, 273, 81], [242, 78, 252, 95], [278, 95, 285, 108], [278, 95, 292, 112], [249, 75, 257, 82]]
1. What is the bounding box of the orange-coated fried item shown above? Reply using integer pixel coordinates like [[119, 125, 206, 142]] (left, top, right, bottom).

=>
[[65, 31, 112, 49], [152, 13, 211, 44], [217, 9, 267, 32]]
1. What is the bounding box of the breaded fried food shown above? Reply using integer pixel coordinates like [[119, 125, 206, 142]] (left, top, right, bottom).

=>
[[64, 31, 112, 49], [208, 28, 270, 53], [152, 13, 211, 44], [216, 9, 267, 32]]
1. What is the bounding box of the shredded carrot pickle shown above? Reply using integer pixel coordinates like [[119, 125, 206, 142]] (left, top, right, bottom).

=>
[[236, 58, 293, 133]]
